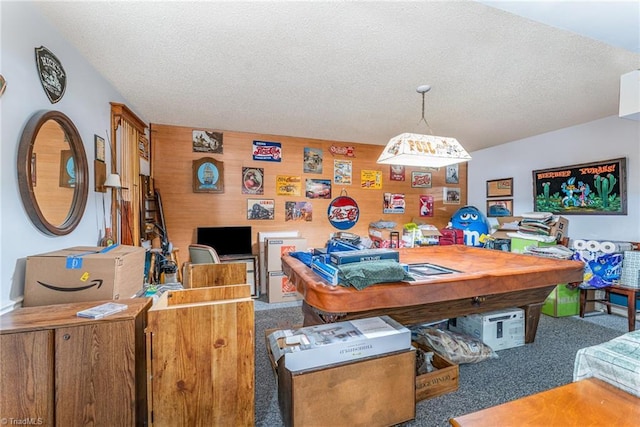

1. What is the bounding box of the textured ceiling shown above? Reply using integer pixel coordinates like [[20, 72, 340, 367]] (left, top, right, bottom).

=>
[[35, 1, 640, 152]]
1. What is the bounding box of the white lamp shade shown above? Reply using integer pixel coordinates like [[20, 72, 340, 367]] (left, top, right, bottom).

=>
[[104, 173, 122, 188], [377, 133, 472, 167]]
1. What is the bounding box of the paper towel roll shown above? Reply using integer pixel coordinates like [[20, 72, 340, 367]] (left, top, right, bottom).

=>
[[586, 240, 600, 252], [600, 241, 617, 254], [573, 239, 587, 250]]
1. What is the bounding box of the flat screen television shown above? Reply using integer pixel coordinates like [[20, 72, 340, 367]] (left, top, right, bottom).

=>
[[196, 226, 252, 256]]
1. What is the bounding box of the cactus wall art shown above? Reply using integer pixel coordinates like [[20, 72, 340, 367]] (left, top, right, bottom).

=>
[[532, 158, 626, 215]]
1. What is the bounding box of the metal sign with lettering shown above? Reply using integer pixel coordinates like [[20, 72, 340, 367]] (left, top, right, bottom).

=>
[[35, 46, 66, 104], [327, 193, 359, 230]]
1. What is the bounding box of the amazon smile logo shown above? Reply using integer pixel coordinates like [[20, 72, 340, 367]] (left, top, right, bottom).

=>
[[36, 279, 103, 292]]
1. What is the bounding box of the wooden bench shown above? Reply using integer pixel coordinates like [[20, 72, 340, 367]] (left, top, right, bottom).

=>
[[449, 378, 640, 427]]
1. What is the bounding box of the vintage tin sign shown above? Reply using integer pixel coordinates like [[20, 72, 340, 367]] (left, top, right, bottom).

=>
[[35, 46, 66, 104], [327, 194, 360, 230], [252, 140, 282, 162]]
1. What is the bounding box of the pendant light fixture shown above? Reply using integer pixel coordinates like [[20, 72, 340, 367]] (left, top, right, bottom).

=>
[[377, 85, 471, 168]]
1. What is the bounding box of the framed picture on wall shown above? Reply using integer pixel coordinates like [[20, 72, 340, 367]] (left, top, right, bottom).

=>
[[59, 150, 75, 188], [486, 199, 513, 217], [486, 178, 513, 197], [193, 129, 223, 153], [94, 135, 106, 162], [532, 157, 626, 215], [443, 187, 461, 204], [445, 164, 459, 184], [192, 157, 224, 193]]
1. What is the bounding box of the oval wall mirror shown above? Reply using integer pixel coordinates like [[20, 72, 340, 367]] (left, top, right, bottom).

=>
[[17, 110, 89, 235]]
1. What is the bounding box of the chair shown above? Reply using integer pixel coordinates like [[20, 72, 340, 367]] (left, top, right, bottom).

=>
[[579, 284, 640, 332], [189, 243, 221, 264], [185, 244, 246, 288]]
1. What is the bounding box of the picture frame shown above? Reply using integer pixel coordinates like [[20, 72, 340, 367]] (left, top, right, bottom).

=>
[[94, 135, 106, 162], [486, 178, 513, 197], [138, 135, 150, 161], [445, 164, 459, 184], [486, 199, 513, 217], [59, 149, 75, 188], [192, 157, 224, 193], [242, 167, 264, 195], [532, 157, 627, 215], [443, 187, 461, 204], [193, 129, 223, 153]]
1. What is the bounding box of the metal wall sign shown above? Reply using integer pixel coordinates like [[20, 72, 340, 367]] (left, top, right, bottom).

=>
[[35, 46, 66, 103], [327, 191, 360, 230]]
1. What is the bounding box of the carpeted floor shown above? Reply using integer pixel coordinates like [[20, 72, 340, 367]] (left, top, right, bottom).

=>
[[253, 304, 631, 427]]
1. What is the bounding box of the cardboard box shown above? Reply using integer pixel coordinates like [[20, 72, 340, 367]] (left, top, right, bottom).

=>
[[267, 315, 411, 372], [451, 308, 525, 351], [267, 271, 302, 303], [413, 341, 459, 401], [491, 216, 568, 242], [272, 347, 416, 427], [258, 231, 300, 294], [368, 227, 398, 241], [265, 237, 307, 272], [490, 216, 523, 239], [24, 245, 146, 307], [329, 248, 399, 265], [542, 284, 579, 317], [549, 216, 569, 241]]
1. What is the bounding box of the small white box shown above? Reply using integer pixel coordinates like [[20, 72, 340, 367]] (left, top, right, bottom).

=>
[[267, 315, 412, 372], [265, 237, 307, 272], [450, 308, 525, 351]]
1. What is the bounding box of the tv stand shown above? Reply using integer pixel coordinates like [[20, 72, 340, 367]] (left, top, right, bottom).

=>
[[219, 254, 258, 297]]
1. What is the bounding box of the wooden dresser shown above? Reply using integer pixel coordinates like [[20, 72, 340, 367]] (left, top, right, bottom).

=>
[[0, 298, 151, 426]]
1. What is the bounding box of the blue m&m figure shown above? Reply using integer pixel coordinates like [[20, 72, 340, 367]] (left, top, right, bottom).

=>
[[450, 206, 490, 247]]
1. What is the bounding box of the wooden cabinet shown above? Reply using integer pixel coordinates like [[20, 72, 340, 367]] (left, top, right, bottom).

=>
[[145, 285, 254, 426], [0, 298, 151, 426]]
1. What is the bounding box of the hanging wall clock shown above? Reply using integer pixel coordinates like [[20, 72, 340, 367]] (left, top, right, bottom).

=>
[[35, 46, 66, 104]]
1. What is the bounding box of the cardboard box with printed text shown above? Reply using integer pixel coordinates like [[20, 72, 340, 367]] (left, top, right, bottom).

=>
[[265, 237, 307, 272]]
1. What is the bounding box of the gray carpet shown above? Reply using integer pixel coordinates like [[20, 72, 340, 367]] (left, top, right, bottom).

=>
[[254, 306, 630, 427]]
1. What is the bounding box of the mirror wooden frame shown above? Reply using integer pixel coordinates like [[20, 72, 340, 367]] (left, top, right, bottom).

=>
[[17, 110, 89, 235]]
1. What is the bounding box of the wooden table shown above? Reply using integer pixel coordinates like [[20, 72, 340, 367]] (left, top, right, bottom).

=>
[[281, 245, 584, 343], [449, 378, 640, 426]]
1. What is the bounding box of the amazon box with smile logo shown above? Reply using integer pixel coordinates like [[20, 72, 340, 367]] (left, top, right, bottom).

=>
[[23, 245, 146, 307]]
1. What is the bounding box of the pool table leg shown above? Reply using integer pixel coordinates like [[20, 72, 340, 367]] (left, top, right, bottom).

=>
[[521, 302, 544, 344]]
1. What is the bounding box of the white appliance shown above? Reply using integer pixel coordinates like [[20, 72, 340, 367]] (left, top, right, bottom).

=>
[[450, 308, 525, 351]]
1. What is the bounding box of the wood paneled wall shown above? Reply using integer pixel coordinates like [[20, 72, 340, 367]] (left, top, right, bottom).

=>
[[150, 123, 467, 260]]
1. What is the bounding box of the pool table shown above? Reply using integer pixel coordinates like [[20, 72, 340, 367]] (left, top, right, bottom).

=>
[[281, 245, 584, 343]]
